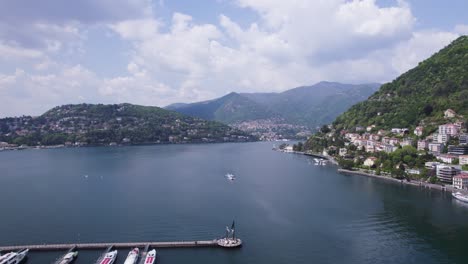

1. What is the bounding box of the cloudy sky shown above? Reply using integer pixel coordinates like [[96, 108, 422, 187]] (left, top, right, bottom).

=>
[[0, 0, 467, 117]]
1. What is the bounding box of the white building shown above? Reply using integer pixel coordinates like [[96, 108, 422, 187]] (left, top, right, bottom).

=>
[[414, 126, 424, 136], [284, 145, 294, 153], [459, 155, 468, 165], [453, 173, 468, 190], [436, 154, 458, 164], [444, 109, 456, 118], [339, 148, 347, 157], [439, 124, 459, 136], [364, 157, 378, 167], [432, 133, 450, 144]]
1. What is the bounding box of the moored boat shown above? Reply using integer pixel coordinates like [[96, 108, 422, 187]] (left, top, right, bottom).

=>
[[143, 249, 157, 264], [123, 248, 139, 264], [452, 192, 468, 203], [98, 250, 118, 264], [0, 249, 28, 264], [54, 246, 78, 264]]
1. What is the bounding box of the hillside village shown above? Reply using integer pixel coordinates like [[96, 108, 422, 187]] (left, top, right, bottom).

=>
[[302, 108, 468, 189], [0, 104, 255, 149]]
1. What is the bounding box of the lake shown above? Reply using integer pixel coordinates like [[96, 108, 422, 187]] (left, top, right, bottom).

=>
[[1, 142, 468, 264]]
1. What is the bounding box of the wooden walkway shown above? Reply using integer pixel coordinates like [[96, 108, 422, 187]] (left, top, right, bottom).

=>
[[0, 240, 219, 251]]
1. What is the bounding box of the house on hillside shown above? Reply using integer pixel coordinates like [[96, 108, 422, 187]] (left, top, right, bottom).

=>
[[459, 134, 468, 145], [439, 124, 459, 136], [432, 133, 450, 143], [414, 126, 424, 136], [417, 140, 429, 151], [428, 142, 444, 154], [444, 109, 456, 118], [401, 138, 414, 147]]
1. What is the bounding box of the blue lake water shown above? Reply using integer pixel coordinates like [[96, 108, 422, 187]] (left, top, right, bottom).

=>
[[1, 142, 468, 263]]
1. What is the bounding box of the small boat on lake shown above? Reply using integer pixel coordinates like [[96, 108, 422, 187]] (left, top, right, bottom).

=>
[[452, 192, 468, 203], [225, 173, 235, 181]]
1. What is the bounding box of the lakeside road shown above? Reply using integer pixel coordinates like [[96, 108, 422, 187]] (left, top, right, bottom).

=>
[[275, 148, 464, 195], [337, 169, 458, 193]]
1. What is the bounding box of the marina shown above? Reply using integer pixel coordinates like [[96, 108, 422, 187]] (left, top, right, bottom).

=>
[[0, 238, 242, 252]]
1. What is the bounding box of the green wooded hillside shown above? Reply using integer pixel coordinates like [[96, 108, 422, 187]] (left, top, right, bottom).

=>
[[333, 36, 468, 130]]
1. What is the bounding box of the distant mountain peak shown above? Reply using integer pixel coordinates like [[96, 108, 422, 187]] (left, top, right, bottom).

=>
[[166, 82, 380, 130]]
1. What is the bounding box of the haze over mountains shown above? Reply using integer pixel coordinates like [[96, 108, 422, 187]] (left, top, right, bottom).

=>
[[167, 82, 380, 139]]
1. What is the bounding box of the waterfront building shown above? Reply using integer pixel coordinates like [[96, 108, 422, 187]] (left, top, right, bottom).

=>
[[448, 145, 468, 155], [406, 168, 421, 175], [436, 165, 461, 183], [364, 157, 377, 167], [453, 173, 468, 190]]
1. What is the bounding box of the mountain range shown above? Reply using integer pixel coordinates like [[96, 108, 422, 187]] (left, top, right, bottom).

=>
[[166, 82, 380, 138]]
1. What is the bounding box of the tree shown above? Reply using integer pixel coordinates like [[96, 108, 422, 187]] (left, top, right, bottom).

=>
[[338, 159, 354, 170], [422, 104, 433, 116], [320, 125, 331, 134], [452, 158, 459, 165]]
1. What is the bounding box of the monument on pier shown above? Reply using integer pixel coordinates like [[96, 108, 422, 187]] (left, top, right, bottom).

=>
[[217, 221, 242, 248]]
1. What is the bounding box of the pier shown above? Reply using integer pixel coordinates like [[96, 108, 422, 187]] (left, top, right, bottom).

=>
[[0, 240, 228, 252]]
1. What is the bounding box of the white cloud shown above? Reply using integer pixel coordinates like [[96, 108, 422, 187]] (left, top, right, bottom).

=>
[[0, 43, 43, 60], [0, 0, 465, 117]]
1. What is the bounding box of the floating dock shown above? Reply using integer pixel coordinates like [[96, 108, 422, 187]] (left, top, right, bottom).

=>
[[0, 240, 234, 252]]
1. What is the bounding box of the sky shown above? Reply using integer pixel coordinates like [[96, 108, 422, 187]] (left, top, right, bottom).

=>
[[0, 0, 467, 117]]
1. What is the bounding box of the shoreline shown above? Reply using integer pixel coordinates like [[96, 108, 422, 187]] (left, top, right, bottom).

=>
[[0, 140, 260, 152], [337, 169, 458, 193], [276, 148, 467, 195]]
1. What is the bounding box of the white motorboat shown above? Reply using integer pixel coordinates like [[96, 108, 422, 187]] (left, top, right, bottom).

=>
[[123, 248, 139, 264], [0, 249, 28, 264], [225, 173, 235, 181], [142, 249, 156, 264], [452, 192, 468, 203], [98, 250, 118, 264]]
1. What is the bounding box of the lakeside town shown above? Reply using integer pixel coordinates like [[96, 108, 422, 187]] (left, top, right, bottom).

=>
[[279, 108, 468, 191], [0, 104, 255, 150]]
